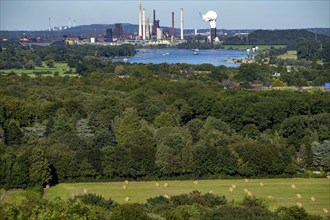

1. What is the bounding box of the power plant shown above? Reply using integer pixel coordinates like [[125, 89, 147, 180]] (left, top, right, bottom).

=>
[[135, 0, 186, 45], [44, 0, 222, 46]]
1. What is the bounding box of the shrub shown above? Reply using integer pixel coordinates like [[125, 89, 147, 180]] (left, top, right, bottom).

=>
[[111, 203, 151, 220], [73, 193, 116, 210]]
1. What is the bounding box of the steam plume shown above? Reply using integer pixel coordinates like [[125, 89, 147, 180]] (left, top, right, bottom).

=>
[[202, 10, 217, 28]]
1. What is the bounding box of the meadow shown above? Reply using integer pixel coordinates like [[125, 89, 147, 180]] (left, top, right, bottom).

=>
[[0, 62, 77, 77], [3, 178, 329, 217], [277, 50, 298, 59]]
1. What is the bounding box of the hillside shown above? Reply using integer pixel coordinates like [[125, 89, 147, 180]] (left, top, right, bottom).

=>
[[224, 29, 330, 45]]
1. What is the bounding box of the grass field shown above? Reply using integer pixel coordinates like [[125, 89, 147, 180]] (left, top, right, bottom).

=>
[[278, 50, 298, 60], [3, 178, 329, 216], [222, 45, 287, 50], [0, 62, 77, 77]]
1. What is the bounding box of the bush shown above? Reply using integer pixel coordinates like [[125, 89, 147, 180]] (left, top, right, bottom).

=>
[[276, 206, 322, 220], [73, 193, 116, 210], [111, 203, 151, 220], [146, 195, 173, 212], [203, 192, 227, 207]]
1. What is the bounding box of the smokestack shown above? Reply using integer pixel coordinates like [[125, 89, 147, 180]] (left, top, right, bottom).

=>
[[172, 12, 174, 38], [201, 11, 218, 42], [153, 10, 156, 36], [146, 16, 150, 39], [138, 0, 142, 37], [180, 8, 184, 40], [211, 28, 217, 43], [142, 8, 146, 40], [49, 17, 51, 31], [69, 17, 71, 28], [74, 20, 76, 28]]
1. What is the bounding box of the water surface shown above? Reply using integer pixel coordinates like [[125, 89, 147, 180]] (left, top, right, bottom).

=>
[[113, 48, 247, 67]]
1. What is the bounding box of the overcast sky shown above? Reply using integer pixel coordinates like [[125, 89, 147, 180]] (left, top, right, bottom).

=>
[[0, 0, 329, 31]]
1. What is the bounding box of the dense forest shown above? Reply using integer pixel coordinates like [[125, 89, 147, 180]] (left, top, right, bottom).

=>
[[0, 72, 329, 189]]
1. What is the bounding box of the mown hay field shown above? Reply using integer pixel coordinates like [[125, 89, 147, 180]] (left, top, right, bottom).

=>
[[3, 178, 330, 217]]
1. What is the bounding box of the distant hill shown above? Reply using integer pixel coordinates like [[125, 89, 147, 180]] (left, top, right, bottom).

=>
[[224, 29, 330, 45], [307, 28, 330, 37]]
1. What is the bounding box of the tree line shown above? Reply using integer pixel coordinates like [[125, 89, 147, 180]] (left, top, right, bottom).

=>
[[0, 74, 329, 189], [0, 44, 136, 70], [1, 43, 330, 87]]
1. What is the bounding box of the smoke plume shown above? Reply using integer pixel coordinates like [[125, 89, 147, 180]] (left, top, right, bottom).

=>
[[202, 10, 217, 28]]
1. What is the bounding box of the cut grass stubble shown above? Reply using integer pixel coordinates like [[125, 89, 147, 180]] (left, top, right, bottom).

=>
[[3, 178, 329, 217]]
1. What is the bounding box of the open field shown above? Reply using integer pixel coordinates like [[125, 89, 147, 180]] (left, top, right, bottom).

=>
[[222, 45, 287, 50], [278, 50, 298, 59], [0, 62, 77, 77], [3, 178, 329, 216]]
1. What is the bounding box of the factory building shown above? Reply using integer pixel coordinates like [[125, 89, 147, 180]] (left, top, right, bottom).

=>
[[113, 23, 123, 38], [105, 28, 113, 42]]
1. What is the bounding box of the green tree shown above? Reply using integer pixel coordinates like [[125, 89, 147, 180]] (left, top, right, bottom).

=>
[[153, 112, 178, 128], [311, 140, 330, 168], [112, 108, 141, 145], [24, 60, 35, 69], [240, 124, 260, 139], [29, 147, 52, 187], [4, 121, 23, 145], [34, 56, 43, 66], [45, 59, 55, 68], [123, 130, 156, 177], [111, 203, 151, 220]]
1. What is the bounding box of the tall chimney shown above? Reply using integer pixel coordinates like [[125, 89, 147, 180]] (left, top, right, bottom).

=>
[[153, 10, 156, 36], [180, 8, 184, 40], [142, 8, 146, 40], [146, 16, 150, 39], [69, 17, 71, 28], [138, 0, 142, 37], [49, 17, 51, 31], [172, 12, 174, 38]]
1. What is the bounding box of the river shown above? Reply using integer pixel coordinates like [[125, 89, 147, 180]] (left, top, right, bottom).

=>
[[112, 48, 248, 67]]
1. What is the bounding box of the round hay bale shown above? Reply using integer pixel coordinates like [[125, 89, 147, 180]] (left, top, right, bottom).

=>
[[296, 194, 301, 199], [193, 181, 198, 185], [323, 208, 329, 214], [244, 188, 249, 193], [45, 184, 50, 189], [208, 190, 214, 194], [268, 195, 273, 199], [122, 185, 127, 189], [229, 187, 234, 192], [163, 194, 170, 199], [231, 184, 236, 189], [291, 184, 296, 189], [247, 191, 253, 196], [260, 182, 264, 187], [155, 182, 159, 187], [124, 196, 129, 202], [164, 183, 168, 187], [296, 202, 303, 207], [244, 179, 249, 183], [310, 196, 316, 202], [83, 188, 88, 194], [124, 180, 129, 185]]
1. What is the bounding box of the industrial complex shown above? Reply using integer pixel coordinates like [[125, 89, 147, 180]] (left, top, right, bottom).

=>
[[5, 0, 223, 47]]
